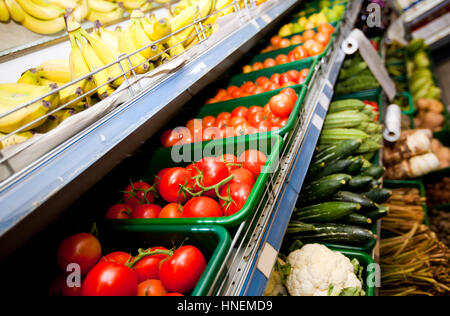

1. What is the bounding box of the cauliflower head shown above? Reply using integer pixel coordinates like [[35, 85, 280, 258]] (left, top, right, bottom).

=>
[[286, 244, 362, 296]]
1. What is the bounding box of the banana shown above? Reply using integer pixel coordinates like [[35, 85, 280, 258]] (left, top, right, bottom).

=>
[[0, 84, 55, 133], [129, 10, 160, 61], [118, 17, 151, 74], [121, 0, 145, 10], [34, 108, 75, 133], [68, 30, 93, 94], [22, 11, 65, 34], [156, 52, 171, 66], [197, 0, 215, 18], [4, 0, 25, 22], [0, 131, 34, 150], [140, 15, 153, 38], [216, 0, 233, 16], [88, 0, 117, 13], [72, 0, 88, 21], [75, 31, 114, 99], [40, 78, 83, 105], [140, 1, 155, 12], [17, 69, 42, 85], [167, 35, 185, 57], [45, 0, 80, 9], [16, 0, 64, 20], [0, 0, 11, 22], [170, 4, 198, 32], [87, 5, 124, 24], [79, 28, 130, 87], [37, 59, 71, 83], [93, 21, 120, 50], [149, 17, 172, 43]]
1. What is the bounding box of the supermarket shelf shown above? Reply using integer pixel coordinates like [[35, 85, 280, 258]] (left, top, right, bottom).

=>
[[0, 0, 299, 241], [404, 0, 450, 26], [210, 0, 362, 296]]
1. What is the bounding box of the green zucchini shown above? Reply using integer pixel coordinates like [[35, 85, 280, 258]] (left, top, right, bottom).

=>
[[347, 176, 373, 191], [293, 202, 361, 223], [311, 158, 354, 180], [363, 188, 392, 204], [361, 165, 385, 179], [332, 191, 378, 211], [346, 156, 364, 175], [300, 174, 352, 205], [328, 99, 365, 113], [287, 222, 376, 244], [364, 205, 389, 220], [339, 213, 373, 226]]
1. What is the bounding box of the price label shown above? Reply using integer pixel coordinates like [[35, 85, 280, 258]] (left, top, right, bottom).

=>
[[257, 242, 278, 279]]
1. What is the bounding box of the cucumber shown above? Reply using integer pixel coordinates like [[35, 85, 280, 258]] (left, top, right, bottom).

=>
[[332, 191, 378, 211], [311, 158, 354, 180], [287, 222, 376, 244], [363, 188, 392, 204], [364, 205, 389, 220], [300, 174, 352, 205], [346, 156, 364, 175], [361, 165, 385, 179], [328, 99, 365, 113], [347, 176, 373, 191], [339, 213, 373, 226], [293, 202, 361, 223], [319, 129, 369, 145]]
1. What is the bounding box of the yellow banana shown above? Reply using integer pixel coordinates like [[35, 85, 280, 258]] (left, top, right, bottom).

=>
[[0, 84, 55, 133], [140, 1, 155, 12], [45, 0, 80, 9], [0, 131, 35, 149], [197, 0, 215, 18], [75, 31, 114, 99], [140, 16, 154, 38], [16, 0, 64, 20], [87, 5, 124, 24], [37, 59, 71, 83], [129, 11, 160, 61], [17, 69, 42, 85], [88, 0, 117, 13], [121, 0, 145, 10], [68, 30, 93, 94], [79, 28, 131, 88], [34, 108, 75, 133], [149, 17, 172, 43], [40, 78, 83, 105], [72, 0, 88, 21], [167, 36, 185, 57], [4, 0, 25, 22], [216, 0, 233, 16], [0, 0, 11, 22], [118, 18, 151, 74], [170, 4, 198, 32], [156, 52, 171, 66], [93, 21, 120, 50], [22, 11, 65, 34]]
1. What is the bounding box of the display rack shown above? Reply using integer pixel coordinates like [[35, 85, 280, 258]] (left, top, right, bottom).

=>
[[0, 0, 300, 247], [208, 0, 363, 296]]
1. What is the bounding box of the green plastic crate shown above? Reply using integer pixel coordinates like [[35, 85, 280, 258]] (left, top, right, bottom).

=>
[[104, 134, 283, 228], [228, 58, 317, 88], [327, 246, 376, 296], [383, 180, 429, 226], [196, 84, 307, 138], [98, 225, 231, 296]]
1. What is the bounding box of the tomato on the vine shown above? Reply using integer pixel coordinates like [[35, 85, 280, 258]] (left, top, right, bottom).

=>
[[133, 246, 169, 282], [131, 204, 162, 219], [239, 150, 267, 177], [105, 204, 132, 219], [101, 252, 133, 265], [269, 92, 295, 118], [159, 203, 183, 218], [153, 168, 171, 192], [57, 233, 102, 276], [219, 183, 252, 216], [137, 279, 168, 296], [230, 168, 255, 187], [123, 181, 156, 209], [182, 196, 223, 218], [159, 168, 191, 203]]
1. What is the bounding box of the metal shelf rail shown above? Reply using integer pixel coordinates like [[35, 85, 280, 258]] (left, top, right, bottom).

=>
[[209, 0, 363, 296], [0, 0, 299, 239]]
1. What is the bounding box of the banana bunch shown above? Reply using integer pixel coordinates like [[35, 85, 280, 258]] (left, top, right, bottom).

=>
[[121, 0, 156, 12], [86, 0, 125, 24]]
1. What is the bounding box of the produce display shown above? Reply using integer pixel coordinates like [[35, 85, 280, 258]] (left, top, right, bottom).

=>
[[334, 53, 379, 96], [265, 243, 367, 296], [426, 177, 450, 207], [429, 209, 450, 248], [161, 89, 298, 147], [414, 98, 447, 132]]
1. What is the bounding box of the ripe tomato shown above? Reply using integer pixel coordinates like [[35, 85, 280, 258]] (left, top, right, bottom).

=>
[[255, 77, 269, 86], [49, 275, 82, 297], [217, 154, 241, 172], [137, 279, 168, 296], [153, 168, 170, 192], [182, 196, 223, 218], [264, 103, 272, 114], [269, 92, 295, 118], [303, 39, 316, 51], [57, 233, 102, 276], [215, 89, 228, 100], [318, 23, 335, 35], [105, 204, 132, 219], [229, 116, 246, 127], [291, 35, 304, 45], [219, 183, 252, 216], [231, 106, 249, 118], [202, 127, 222, 141], [202, 116, 216, 128], [231, 88, 245, 99], [159, 168, 191, 203], [293, 46, 309, 60], [252, 62, 264, 71], [270, 73, 281, 85], [159, 203, 183, 218], [315, 32, 330, 46], [206, 98, 219, 104], [242, 65, 252, 73], [101, 252, 133, 265], [226, 85, 239, 95], [131, 204, 162, 219], [275, 54, 289, 65], [159, 246, 206, 293], [282, 81, 296, 88], [216, 112, 232, 121], [199, 157, 231, 197], [303, 29, 316, 40], [279, 38, 291, 48], [82, 261, 138, 296], [279, 73, 296, 85], [308, 41, 325, 56], [215, 118, 231, 129], [299, 68, 310, 78], [275, 117, 289, 128], [287, 70, 300, 82], [161, 129, 181, 147], [281, 88, 298, 101], [248, 106, 264, 117], [220, 126, 236, 139], [133, 246, 169, 282], [253, 86, 265, 95], [263, 58, 277, 68], [270, 35, 282, 47], [248, 111, 271, 128], [234, 122, 256, 136], [123, 181, 155, 209], [230, 168, 255, 187], [239, 150, 267, 177]]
